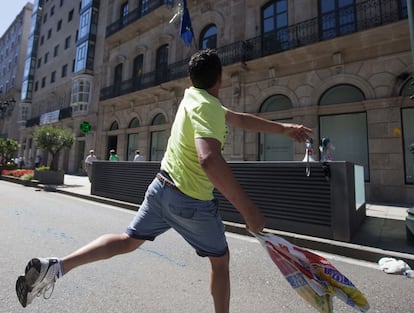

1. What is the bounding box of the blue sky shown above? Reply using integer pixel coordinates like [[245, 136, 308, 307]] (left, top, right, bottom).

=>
[[0, 1, 34, 37]]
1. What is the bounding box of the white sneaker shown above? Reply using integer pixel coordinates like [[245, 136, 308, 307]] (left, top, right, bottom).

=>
[[16, 258, 61, 307]]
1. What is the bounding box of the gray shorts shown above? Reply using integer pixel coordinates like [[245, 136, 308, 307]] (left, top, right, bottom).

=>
[[126, 174, 228, 257]]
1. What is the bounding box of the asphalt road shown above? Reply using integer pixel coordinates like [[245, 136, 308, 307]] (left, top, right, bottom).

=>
[[1, 181, 413, 313]]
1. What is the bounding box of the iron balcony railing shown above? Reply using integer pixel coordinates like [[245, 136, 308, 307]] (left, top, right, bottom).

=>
[[106, 0, 174, 37], [99, 0, 407, 101], [25, 106, 72, 127]]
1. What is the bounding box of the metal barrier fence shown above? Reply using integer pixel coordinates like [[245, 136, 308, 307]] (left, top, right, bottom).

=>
[[91, 161, 365, 242]]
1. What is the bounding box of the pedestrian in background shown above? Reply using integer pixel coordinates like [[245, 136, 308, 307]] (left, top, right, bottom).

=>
[[133, 150, 144, 161], [34, 155, 41, 168], [108, 149, 119, 161], [15, 49, 311, 312], [84, 150, 97, 182]]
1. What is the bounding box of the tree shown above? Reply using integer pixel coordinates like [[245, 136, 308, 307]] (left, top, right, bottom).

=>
[[0, 138, 19, 164], [33, 126, 75, 171]]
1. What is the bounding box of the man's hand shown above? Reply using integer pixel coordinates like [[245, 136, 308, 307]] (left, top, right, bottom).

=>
[[283, 124, 312, 142], [244, 209, 266, 233]]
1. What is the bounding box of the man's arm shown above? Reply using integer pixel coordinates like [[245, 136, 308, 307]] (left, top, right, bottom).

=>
[[195, 137, 265, 233], [225, 109, 312, 142]]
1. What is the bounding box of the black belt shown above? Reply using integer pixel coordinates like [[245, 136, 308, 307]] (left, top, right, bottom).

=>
[[156, 172, 181, 192]]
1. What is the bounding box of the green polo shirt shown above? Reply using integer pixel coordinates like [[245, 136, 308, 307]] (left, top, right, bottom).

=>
[[161, 87, 228, 200]]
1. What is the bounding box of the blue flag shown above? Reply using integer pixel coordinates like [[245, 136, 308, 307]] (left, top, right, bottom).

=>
[[180, 0, 193, 46]]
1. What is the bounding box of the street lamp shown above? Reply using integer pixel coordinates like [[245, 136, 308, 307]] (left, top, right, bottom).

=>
[[0, 98, 16, 118]]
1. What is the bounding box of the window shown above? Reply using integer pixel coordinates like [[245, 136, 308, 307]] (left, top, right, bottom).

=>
[[400, 0, 408, 18], [259, 95, 293, 161], [262, 0, 289, 55], [155, 44, 168, 84], [319, 84, 365, 105], [51, 71, 56, 83], [61, 64, 68, 77], [40, 35, 44, 45], [44, 52, 49, 64], [74, 42, 88, 72], [140, 0, 149, 16], [401, 78, 413, 97], [54, 45, 59, 57], [113, 63, 123, 95], [71, 78, 91, 113], [320, 112, 369, 180], [150, 114, 167, 161], [37, 58, 42, 68], [79, 9, 91, 40], [41, 77, 46, 88], [129, 117, 140, 128], [402, 108, 414, 184], [65, 36, 71, 49], [34, 81, 38, 91], [68, 9, 74, 22], [43, 13, 47, 24], [132, 54, 143, 88], [127, 133, 139, 161], [57, 19, 62, 31], [21, 104, 29, 121], [47, 29, 52, 39], [200, 24, 217, 49], [121, 2, 129, 26], [319, 0, 356, 40], [110, 121, 119, 130]]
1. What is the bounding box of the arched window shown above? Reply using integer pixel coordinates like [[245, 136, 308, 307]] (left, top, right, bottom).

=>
[[319, 84, 365, 105], [260, 94, 292, 112], [109, 121, 119, 130], [262, 0, 288, 55], [200, 24, 217, 49], [128, 117, 140, 128], [319, 85, 369, 180], [401, 79, 413, 97], [152, 113, 166, 125], [259, 94, 293, 161], [150, 113, 167, 161]]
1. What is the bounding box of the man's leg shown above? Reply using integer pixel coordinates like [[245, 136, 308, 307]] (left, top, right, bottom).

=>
[[62, 233, 144, 274], [16, 233, 144, 307], [209, 251, 230, 313]]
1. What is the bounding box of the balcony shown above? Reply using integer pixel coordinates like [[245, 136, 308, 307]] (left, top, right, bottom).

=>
[[100, 0, 408, 101], [25, 107, 72, 128], [106, 0, 174, 39]]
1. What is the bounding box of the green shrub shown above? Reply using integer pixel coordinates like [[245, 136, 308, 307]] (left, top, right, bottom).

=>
[[21, 173, 34, 181], [35, 166, 50, 171]]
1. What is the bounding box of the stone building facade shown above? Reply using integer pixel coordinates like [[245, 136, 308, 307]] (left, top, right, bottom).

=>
[[0, 2, 33, 141], [15, 0, 414, 204]]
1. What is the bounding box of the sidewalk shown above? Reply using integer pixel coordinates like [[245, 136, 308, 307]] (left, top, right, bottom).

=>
[[56, 174, 414, 267]]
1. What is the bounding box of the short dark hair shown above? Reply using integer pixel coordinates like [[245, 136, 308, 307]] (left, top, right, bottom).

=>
[[188, 49, 222, 89]]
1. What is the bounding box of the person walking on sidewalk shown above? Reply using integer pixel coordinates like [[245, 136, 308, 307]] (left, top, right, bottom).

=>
[[84, 149, 97, 182], [15, 49, 312, 313]]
